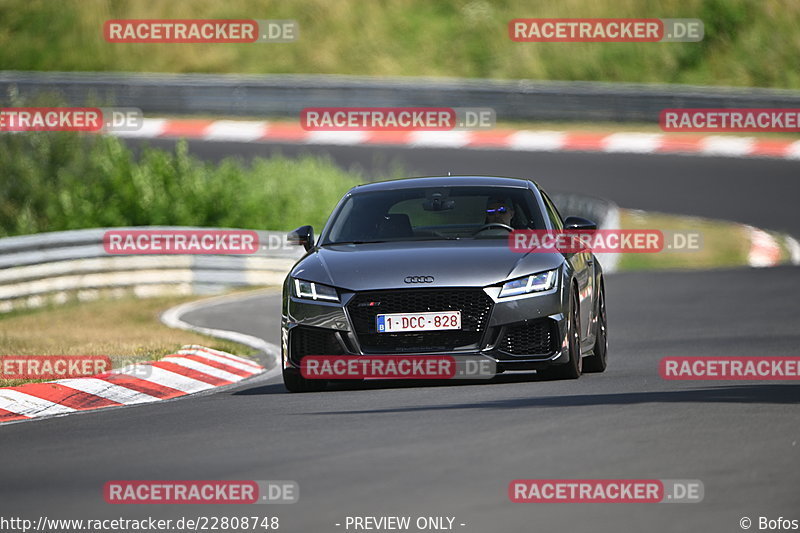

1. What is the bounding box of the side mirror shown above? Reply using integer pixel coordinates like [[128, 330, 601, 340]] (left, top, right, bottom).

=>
[[563, 216, 597, 231], [287, 225, 314, 252]]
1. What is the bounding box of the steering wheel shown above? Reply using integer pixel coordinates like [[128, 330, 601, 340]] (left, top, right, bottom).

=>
[[472, 223, 514, 235]]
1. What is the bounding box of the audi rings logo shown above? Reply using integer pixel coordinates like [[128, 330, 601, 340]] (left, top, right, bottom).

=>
[[404, 276, 434, 284]]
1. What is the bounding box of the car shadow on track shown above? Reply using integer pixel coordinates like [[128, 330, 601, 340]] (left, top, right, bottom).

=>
[[264, 383, 800, 415], [232, 371, 573, 396], [233, 376, 800, 412]]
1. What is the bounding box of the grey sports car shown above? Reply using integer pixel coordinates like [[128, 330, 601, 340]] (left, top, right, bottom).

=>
[[281, 176, 608, 392]]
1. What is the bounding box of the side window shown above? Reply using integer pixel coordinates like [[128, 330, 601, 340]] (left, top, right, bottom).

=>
[[541, 192, 563, 230]]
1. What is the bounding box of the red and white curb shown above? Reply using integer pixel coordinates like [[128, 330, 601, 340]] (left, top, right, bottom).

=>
[[747, 227, 782, 267], [114, 118, 800, 160], [0, 345, 263, 424], [747, 227, 800, 268], [0, 290, 283, 426]]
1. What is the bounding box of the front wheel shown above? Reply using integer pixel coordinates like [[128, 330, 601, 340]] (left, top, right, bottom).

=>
[[583, 282, 608, 373], [283, 368, 327, 393], [544, 288, 582, 380]]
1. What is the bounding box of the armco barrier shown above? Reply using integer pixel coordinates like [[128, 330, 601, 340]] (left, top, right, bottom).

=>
[[0, 227, 304, 313], [3, 71, 800, 123], [0, 195, 616, 313]]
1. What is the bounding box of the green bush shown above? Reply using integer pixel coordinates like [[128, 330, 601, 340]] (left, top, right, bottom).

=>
[[0, 132, 361, 237]]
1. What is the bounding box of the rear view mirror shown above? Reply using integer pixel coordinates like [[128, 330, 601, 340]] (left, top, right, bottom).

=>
[[563, 216, 598, 230], [422, 192, 455, 211], [287, 225, 314, 251]]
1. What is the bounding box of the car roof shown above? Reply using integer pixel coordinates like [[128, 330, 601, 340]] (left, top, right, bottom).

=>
[[351, 175, 538, 194]]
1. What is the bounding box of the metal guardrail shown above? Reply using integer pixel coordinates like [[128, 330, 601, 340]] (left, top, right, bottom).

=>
[[0, 227, 304, 313], [3, 71, 800, 123], [0, 194, 617, 313]]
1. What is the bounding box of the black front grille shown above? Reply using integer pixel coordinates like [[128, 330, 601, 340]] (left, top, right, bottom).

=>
[[498, 319, 557, 356], [289, 326, 345, 364], [347, 289, 493, 353]]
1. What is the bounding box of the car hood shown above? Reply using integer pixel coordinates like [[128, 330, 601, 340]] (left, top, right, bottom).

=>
[[290, 240, 564, 291]]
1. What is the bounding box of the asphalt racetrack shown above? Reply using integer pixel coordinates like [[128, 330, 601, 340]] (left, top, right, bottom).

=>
[[1, 141, 798, 533]]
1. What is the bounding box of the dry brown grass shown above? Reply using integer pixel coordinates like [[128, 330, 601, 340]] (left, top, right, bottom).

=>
[[0, 294, 259, 387]]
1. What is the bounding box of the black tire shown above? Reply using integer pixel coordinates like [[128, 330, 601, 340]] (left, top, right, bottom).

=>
[[583, 281, 608, 373], [545, 286, 582, 380], [282, 368, 327, 393]]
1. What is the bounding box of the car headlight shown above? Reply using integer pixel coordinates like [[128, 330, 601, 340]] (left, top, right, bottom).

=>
[[499, 269, 558, 298], [293, 279, 340, 302]]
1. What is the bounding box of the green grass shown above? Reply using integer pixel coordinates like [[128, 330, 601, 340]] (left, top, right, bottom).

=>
[[615, 209, 791, 271], [0, 132, 360, 237], [1, 0, 799, 89]]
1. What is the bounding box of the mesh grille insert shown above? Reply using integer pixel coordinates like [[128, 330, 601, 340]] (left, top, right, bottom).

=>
[[289, 326, 345, 364], [499, 319, 557, 356], [347, 289, 493, 353]]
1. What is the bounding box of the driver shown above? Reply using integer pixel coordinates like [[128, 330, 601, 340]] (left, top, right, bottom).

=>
[[485, 197, 515, 227]]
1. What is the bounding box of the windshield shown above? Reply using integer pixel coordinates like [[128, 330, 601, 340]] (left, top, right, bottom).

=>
[[322, 185, 546, 245]]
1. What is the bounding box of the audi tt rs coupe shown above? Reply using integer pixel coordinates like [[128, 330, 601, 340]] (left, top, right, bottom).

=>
[[281, 176, 608, 392]]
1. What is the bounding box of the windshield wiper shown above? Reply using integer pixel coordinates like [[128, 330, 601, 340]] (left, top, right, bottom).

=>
[[323, 236, 462, 246], [322, 240, 389, 246]]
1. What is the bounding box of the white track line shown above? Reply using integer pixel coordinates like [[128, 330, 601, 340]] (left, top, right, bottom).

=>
[[160, 289, 281, 381]]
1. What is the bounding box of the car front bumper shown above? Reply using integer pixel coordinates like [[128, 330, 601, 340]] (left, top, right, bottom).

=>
[[281, 276, 571, 375]]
